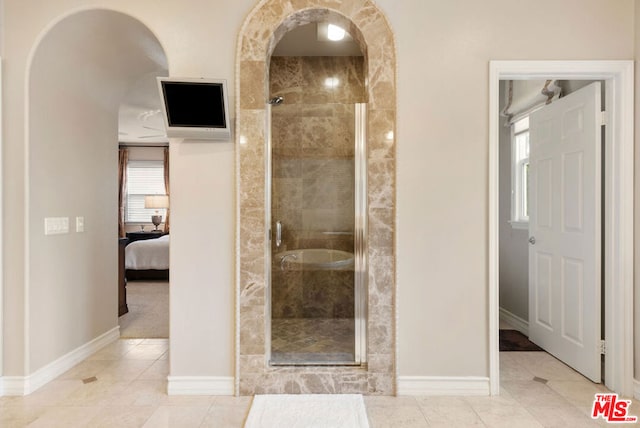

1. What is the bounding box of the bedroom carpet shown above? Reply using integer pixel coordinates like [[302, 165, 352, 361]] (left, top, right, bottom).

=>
[[119, 281, 169, 338], [244, 395, 370, 428]]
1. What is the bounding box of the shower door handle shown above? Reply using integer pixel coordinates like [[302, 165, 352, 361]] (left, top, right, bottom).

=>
[[275, 221, 282, 247]]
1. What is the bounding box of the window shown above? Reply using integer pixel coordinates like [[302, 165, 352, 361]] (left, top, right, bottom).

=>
[[126, 160, 166, 223], [511, 116, 529, 229]]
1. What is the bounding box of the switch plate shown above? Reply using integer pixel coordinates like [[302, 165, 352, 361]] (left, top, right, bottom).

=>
[[44, 217, 69, 235], [76, 216, 85, 233]]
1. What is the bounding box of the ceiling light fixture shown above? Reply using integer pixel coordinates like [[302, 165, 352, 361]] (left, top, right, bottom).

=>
[[324, 77, 340, 88], [327, 24, 346, 41]]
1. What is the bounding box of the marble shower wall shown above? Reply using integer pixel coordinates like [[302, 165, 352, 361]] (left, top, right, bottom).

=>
[[238, 0, 396, 396], [270, 56, 364, 319]]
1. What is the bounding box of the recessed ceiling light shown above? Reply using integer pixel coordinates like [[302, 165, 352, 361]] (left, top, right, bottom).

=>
[[324, 77, 340, 88], [327, 24, 346, 41]]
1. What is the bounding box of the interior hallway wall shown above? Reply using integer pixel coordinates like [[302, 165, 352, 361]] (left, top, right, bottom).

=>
[[634, 0, 640, 381], [1, 0, 637, 387], [27, 9, 168, 373]]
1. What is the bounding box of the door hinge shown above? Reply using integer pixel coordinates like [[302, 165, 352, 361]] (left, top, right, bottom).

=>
[[600, 111, 608, 126], [599, 339, 606, 355]]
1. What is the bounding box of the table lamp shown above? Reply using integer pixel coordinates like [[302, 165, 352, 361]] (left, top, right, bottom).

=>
[[144, 195, 169, 231]]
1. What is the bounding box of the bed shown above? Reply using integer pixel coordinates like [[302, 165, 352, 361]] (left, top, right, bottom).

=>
[[125, 234, 169, 281]]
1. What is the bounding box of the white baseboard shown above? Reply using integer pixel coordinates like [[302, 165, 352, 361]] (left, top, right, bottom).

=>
[[499, 307, 528, 335], [167, 376, 234, 395], [397, 376, 490, 396], [0, 326, 120, 396]]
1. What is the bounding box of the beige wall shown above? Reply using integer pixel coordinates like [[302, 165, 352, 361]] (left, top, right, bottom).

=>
[[635, 0, 640, 379], [1, 0, 637, 385], [389, 0, 633, 377]]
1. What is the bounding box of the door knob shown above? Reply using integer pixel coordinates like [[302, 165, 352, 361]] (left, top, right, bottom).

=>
[[529, 236, 536, 245]]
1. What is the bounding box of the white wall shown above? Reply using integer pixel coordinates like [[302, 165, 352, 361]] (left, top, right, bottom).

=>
[[1, 0, 637, 385]]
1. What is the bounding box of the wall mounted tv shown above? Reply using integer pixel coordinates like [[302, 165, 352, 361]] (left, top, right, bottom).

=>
[[157, 77, 231, 140]]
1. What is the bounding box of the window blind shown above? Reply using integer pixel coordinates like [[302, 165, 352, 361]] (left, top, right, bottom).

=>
[[126, 160, 166, 222]]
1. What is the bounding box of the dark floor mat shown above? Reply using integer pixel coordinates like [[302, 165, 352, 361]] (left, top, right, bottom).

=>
[[500, 329, 543, 351]]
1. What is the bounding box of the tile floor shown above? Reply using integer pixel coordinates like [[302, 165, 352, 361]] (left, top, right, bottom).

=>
[[1, 338, 638, 427], [271, 318, 354, 364]]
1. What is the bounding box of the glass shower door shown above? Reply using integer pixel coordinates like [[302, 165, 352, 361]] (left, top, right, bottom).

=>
[[268, 102, 366, 365]]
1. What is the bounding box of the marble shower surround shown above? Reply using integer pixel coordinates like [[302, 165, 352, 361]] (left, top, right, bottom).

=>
[[237, 0, 396, 395]]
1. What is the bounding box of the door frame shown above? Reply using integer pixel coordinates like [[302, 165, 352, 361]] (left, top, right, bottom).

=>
[[488, 60, 634, 396]]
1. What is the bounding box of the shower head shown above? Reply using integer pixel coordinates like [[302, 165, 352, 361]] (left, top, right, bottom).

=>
[[268, 96, 284, 105]]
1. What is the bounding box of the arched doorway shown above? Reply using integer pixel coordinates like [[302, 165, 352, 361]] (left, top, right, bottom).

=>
[[236, 1, 397, 395], [26, 8, 168, 380]]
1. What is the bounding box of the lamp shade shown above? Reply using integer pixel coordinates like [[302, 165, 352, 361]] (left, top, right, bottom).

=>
[[144, 195, 169, 209]]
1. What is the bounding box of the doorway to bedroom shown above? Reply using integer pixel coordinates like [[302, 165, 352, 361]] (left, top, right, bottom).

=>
[[118, 145, 170, 340], [117, 53, 171, 341]]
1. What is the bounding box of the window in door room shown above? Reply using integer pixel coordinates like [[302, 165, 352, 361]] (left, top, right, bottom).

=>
[[125, 160, 166, 223], [510, 116, 529, 229]]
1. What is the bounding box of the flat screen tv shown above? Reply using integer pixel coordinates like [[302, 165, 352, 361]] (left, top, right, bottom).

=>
[[157, 77, 231, 140]]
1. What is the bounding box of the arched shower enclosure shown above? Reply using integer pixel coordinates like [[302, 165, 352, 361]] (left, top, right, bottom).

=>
[[236, 0, 397, 395]]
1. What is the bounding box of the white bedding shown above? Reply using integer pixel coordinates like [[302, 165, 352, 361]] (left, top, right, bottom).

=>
[[125, 234, 170, 270]]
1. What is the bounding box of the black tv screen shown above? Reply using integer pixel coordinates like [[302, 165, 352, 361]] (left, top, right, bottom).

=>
[[161, 81, 226, 128], [157, 77, 231, 140]]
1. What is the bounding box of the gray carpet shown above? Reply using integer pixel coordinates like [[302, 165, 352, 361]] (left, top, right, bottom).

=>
[[119, 281, 169, 338]]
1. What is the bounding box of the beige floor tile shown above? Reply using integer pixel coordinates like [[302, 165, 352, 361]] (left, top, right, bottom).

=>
[[2, 380, 83, 407], [213, 395, 254, 408], [464, 393, 522, 411], [141, 405, 210, 428], [468, 399, 542, 428], [499, 353, 536, 381], [106, 380, 168, 406], [137, 359, 170, 380], [164, 394, 216, 407], [501, 380, 573, 408], [56, 359, 113, 380], [366, 405, 429, 428], [87, 340, 142, 361], [200, 403, 251, 427], [85, 406, 157, 428], [416, 396, 469, 408], [526, 405, 601, 427], [121, 344, 169, 360], [26, 406, 102, 428], [364, 395, 419, 407], [516, 352, 586, 381], [417, 396, 484, 427], [0, 404, 46, 426], [58, 379, 131, 407], [141, 338, 169, 346], [98, 359, 156, 381], [546, 379, 610, 408]]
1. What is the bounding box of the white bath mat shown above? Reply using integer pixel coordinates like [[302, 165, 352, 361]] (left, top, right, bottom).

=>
[[244, 394, 370, 428]]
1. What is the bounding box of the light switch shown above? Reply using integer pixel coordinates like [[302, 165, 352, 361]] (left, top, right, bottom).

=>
[[44, 217, 69, 235], [76, 216, 85, 233]]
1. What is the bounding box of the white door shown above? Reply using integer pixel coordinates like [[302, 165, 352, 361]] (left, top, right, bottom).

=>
[[528, 82, 602, 383]]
